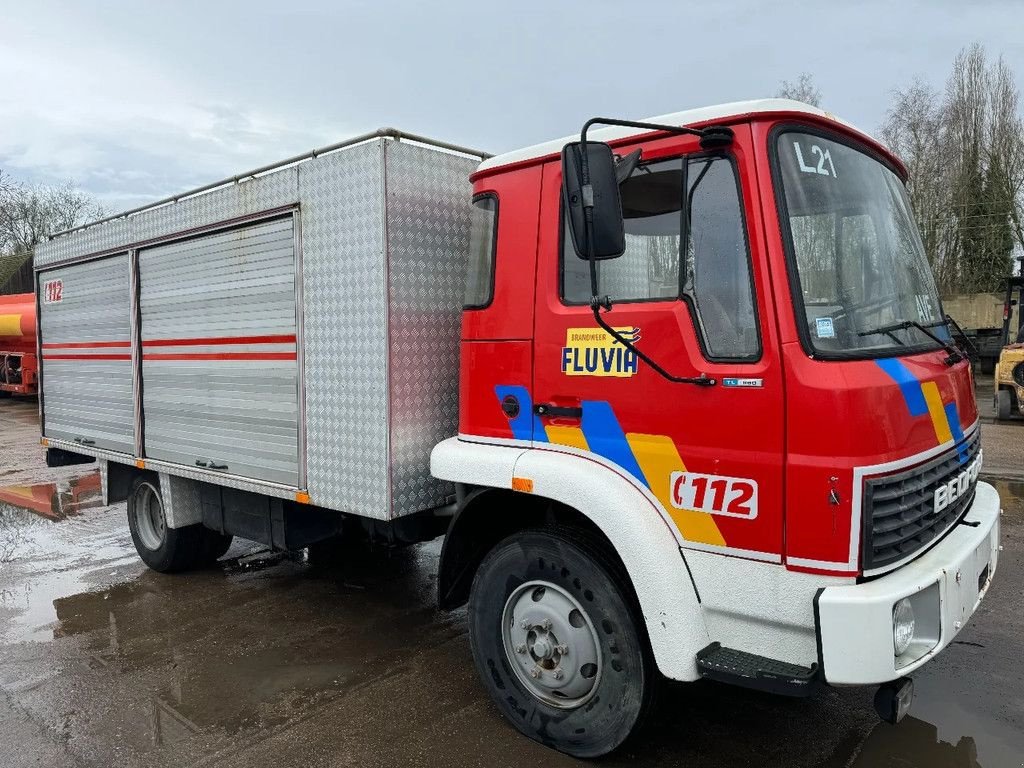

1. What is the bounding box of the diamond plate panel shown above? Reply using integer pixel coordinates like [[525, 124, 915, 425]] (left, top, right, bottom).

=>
[[99, 459, 109, 506], [384, 141, 477, 518], [299, 141, 390, 516], [35, 170, 298, 268], [131, 169, 298, 244], [159, 472, 203, 528], [36, 218, 131, 268]]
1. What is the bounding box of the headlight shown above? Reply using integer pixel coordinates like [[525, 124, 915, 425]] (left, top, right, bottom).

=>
[[893, 598, 915, 656]]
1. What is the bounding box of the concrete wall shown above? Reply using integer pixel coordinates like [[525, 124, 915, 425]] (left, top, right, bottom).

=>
[[942, 292, 1004, 330]]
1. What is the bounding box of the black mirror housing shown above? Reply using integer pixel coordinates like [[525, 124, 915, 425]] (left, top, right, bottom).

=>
[[561, 141, 625, 260]]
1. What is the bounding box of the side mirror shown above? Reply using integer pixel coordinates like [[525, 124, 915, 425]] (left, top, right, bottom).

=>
[[561, 141, 625, 260]]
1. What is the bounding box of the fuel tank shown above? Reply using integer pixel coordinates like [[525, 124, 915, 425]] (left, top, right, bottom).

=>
[[0, 293, 36, 353]]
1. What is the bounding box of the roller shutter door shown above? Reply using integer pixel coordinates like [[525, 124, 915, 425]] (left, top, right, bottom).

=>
[[38, 254, 135, 453], [138, 217, 299, 486]]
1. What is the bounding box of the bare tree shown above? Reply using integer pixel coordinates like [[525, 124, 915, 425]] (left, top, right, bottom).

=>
[[882, 79, 957, 287], [882, 44, 1024, 293], [776, 73, 822, 107], [0, 175, 103, 290]]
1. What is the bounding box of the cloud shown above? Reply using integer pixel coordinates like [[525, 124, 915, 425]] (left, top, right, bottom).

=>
[[1, 0, 1021, 216], [0, 4, 341, 210]]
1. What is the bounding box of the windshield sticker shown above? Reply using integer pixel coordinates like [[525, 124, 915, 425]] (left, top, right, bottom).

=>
[[816, 317, 836, 338], [562, 326, 640, 377], [793, 140, 837, 178]]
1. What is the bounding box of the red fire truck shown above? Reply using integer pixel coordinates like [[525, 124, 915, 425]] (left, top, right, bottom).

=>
[[35, 101, 999, 757], [0, 293, 38, 396]]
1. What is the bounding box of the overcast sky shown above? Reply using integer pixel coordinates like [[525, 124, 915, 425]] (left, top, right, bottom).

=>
[[2, 0, 1022, 211]]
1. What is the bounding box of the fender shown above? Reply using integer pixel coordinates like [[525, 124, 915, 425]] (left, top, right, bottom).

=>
[[431, 436, 710, 681]]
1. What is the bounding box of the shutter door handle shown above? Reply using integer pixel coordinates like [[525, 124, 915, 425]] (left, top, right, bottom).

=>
[[195, 459, 229, 471], [74, 437, 96, 446]]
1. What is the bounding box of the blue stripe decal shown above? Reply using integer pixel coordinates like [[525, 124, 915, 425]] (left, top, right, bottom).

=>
[[944, 401, 968, 464], [494, 385, 546, 442], [579, 400, 647, 485], [875, 359, 928, 417]]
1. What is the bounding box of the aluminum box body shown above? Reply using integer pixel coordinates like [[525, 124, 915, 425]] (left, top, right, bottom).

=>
[[35, 137, 477, 520]]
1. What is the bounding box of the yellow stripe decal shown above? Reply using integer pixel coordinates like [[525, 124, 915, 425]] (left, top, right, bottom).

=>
[[921, 381, 953, 446], [544, 425, 590, 451], [0, 314, 22, 337], [625, 432, 726, 546]]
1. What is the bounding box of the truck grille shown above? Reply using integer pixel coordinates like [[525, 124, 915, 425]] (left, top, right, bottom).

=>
[[862, 429, 981, 572]]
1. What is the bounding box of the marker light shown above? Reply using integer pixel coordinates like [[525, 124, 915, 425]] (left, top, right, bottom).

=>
[[893, 598, 916, 656]]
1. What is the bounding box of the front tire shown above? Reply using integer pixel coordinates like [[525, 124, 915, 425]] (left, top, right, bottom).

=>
[[996, 389, 1013, 420], [468, 528, 654, 758], [127, 476, 205, 573]]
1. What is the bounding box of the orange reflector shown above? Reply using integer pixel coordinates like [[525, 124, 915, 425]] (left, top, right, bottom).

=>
[[512, 477, 534, 493], [136, 460, 146, 469], [295, 491, 310, 504], [40, 438, 49, 447]]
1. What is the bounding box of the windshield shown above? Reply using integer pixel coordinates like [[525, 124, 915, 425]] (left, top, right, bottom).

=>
[[775, 131, 944, 356]]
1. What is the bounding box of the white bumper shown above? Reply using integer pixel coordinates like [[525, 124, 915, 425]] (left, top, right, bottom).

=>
[[817, 481, 1000, 685]]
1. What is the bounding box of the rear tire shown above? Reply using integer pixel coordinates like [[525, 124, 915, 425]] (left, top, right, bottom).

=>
[[468, 528, 655, 758], [127, 476, 205, 573], [996, 389, 1013, 420]]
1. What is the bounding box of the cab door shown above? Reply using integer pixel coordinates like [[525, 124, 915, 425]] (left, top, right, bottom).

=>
[[531, 126, 785, 560]]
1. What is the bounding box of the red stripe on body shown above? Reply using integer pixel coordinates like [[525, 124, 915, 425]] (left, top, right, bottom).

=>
[[142, 334, 296, 347], [42, 353, 131, 361], [143, 352, 297, 361], [42, 341, 131, 349]]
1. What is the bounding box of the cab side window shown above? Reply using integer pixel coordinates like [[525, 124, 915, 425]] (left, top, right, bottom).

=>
[[561, 155, 759, 360], [562, 158, 682, 303], [464, 194, 498, 309], [686, 157, 759, 359]]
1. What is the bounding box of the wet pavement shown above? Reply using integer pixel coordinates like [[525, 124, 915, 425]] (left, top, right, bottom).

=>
[[1, 396, 1023, 767]]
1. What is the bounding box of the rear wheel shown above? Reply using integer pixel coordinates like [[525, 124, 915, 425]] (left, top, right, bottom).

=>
[[468, 528, 654, 758], [127, 476, 205, 573], [996, 389, 1013, 420]]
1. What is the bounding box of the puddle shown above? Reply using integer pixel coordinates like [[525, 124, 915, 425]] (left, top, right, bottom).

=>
[[2, 536, 462, 751], [847, 671, 1024, 767], [0, 471, 102, 520], [851, 716, 984, 767]]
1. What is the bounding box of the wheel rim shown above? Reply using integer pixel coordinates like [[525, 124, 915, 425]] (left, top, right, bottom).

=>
[[501, 580, 602, 709], [133, 482, 166, 551]]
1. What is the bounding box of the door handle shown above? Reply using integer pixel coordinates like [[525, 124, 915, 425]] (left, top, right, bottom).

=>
[[196, 459, 229, 471], [534, 403, 583, 419]]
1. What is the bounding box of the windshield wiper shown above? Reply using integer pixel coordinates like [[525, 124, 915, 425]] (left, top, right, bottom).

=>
[[858, 319, 963, 366], [943, 313, 980, 360]]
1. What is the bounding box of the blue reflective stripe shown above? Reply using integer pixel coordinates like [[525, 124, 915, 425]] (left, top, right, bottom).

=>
[[495, 385, 546, 442], [579, 400, 647, 486], [944, 401, 969, 464], [876, 358, 928, 417]]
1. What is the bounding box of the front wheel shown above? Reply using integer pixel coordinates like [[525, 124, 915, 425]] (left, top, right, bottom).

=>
[[996, 389, 1014, 420], [468, 529, 655, 758]]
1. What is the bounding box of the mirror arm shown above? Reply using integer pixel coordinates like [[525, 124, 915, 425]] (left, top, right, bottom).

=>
[[574, 117, 728, 388]]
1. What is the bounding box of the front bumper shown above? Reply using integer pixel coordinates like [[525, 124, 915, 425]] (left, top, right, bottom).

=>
[[817, 481, 1000, 685]]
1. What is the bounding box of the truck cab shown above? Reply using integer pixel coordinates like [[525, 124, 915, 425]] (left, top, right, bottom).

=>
[[432, 99, 1000, 756]]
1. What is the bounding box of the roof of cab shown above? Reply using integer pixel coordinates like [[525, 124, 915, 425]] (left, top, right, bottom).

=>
[[475, 98, 879, 177]]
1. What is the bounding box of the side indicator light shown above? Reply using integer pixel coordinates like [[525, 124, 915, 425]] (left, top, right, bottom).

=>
[[512, 477, 534, 493], [136, 460, 146, 469], [295, 491, 311, 504], [41, 438, 49, 447]]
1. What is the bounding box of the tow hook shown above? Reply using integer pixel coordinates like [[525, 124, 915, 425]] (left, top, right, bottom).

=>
[[874, 677, 914, 724]]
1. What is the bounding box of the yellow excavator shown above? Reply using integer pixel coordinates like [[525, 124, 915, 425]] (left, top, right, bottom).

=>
[[993, 272, 1024, 419]]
